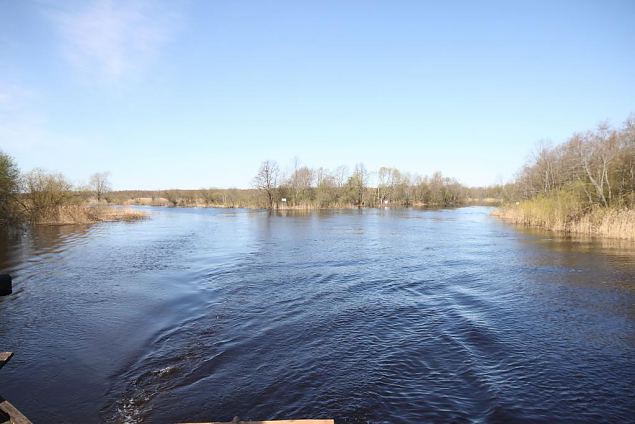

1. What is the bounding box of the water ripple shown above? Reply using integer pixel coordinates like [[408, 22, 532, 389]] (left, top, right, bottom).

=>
[[0, 207, 634, 423]]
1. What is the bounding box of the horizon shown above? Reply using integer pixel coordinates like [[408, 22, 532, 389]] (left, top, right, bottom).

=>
[[1, 0, 634, 190]]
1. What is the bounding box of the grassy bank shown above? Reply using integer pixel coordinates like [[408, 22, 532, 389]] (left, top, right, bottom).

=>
[[493, 196, 635, 240], [32, 206, 148, 225]]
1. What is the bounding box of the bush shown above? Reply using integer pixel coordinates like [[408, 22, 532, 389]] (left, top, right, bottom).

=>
[[22, 169, 75, 223], [0, 151, 21, 223]]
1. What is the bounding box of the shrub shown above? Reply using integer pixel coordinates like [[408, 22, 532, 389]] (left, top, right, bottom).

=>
[[0, 151, 21, 223]]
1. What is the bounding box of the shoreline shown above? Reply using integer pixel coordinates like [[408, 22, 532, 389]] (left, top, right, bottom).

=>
[[115, 197, 500, 210], [30, 205, 148, 226], [492, 204, 635, 241]]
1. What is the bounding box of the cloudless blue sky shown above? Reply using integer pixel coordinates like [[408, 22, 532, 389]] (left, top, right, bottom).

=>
[[1, 0, 634, 189]]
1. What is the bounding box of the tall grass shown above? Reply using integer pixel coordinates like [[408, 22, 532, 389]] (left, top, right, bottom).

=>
[[32, 205, 148, 225], [493, 191, 635, 240]]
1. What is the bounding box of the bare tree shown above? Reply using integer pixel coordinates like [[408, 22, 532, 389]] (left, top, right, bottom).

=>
[[334, 165, 349, 189], [377, 166, 391, 205], [376, 167, 405, 206], [288, 165, 314, 206], [290, 156, 301, 206], [89, 172, 112, 203], [511, 116, 635, 210], [348, 163, 368, 207], [253, 160, 279, 209], [575, 126, 617, 207], [315, 168, 337, 207]]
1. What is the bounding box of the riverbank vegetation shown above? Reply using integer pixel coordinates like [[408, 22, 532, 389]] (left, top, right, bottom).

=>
[[4, 114, 631, 239], [252, 161, 474, 209], [2, 149, 495, 226], [0, 153, 148, 226], [494, 116, 634, 239], [109, 165, 497, 209]]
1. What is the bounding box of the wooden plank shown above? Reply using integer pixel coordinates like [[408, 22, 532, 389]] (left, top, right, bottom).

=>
[[0, 354, 32, 424], [0, 397, 33, 424], [181, 420, 334, 424], [0, 353, 13, 370]]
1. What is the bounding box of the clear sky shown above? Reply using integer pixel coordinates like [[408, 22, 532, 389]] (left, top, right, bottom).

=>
[[1, 0, 634, 189]]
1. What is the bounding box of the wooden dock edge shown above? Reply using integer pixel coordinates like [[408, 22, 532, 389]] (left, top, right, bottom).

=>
[[0, 397, 33, 424], [0, 353, 13, 371], [181, 420, 335, 424], [0, 352, 33, 424]]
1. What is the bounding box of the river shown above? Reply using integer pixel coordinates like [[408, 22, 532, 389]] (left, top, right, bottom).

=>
[[1, 206, 634, 423]]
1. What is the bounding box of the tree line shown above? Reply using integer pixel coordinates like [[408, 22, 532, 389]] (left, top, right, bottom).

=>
[[509, 116, 634, 209], [253, 160, 479, 209], [491, 115, 634, 239], [106, 166, 484, 210], [0, 149, 499, 223], [0, 153, 114, 224], [10, 113, 629, 223]]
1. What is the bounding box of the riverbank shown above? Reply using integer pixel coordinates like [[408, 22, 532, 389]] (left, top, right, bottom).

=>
[[493, 201, 635, 240], [31, 205, 148, 225], [117, 196, 500, 210]]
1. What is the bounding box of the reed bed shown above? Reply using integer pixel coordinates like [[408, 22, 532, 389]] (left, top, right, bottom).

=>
[[33, 205, 148, 225], [493, 199, 635, 240]]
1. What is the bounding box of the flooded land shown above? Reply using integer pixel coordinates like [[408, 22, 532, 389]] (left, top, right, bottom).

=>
[[1, 206, 634, 423]]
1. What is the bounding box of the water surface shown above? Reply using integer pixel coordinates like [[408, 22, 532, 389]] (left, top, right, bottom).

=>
[[1, 207, 634, 423]]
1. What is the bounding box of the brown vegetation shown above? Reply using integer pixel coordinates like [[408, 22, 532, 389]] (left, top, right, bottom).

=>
[[0, 151, 21, 224], [493, 203, 635, 240], [31, 205, 148, 225], [250, 161, 473, 210], [6, 113, 630, 237], [0, 154, 148, 226], [494, 115, 635, 239], [105, 167, 487, 210]]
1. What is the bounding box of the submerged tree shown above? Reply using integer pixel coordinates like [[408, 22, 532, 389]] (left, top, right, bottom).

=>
[[346, 163, 368, 207], [253, 160, 279, 209]]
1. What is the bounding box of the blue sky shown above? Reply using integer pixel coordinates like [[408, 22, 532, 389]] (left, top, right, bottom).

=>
[[1, 0, 634, 189]]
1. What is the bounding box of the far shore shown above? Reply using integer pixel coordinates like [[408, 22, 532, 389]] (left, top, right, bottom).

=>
[[113, 196, 502, 210]]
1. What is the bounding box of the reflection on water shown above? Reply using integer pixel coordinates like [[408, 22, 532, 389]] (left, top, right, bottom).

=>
[[0, 224, 93, 298], [0, 206, 634, 423], [514, 223, 635, 253]]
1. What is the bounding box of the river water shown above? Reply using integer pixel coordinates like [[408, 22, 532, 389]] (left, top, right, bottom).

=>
[[0, 206, 634, 423]]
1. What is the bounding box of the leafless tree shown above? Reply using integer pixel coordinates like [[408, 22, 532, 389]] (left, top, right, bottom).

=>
[[23, 169, 73, 222], [253, 160, 279, 209], [573, 125, 618, 207], [288, 165, 314, 206], [315, 168, 337, 207], [512, 116, 634, 209], [334, 165, 349, 188], [348, 163, 368, 207], [89, 172, 112, 203]]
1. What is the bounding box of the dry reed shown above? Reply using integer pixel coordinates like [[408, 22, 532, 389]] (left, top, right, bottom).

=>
[[493, 201, 635, 240], [33, 205, 148, 225]]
